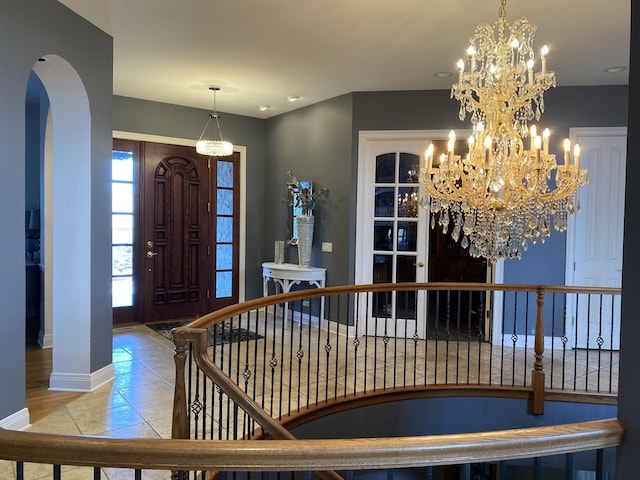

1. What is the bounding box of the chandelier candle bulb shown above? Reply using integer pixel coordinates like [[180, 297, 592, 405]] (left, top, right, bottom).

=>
[[527, 59, 534, 84], [541, 45, 549, 73], [448, 130, 456, 152], [484, 135, 492, 167], [457, 59, 465, 83], [467, 46, 476, 71], [574, 144, 581, 169], [511, 38, 519, 66], [534, 135, 542, 162], [543, 128, 550, 154], [530, 125, 537, 150], [426, 144, 434, 171], [563, 139, 571, 165]]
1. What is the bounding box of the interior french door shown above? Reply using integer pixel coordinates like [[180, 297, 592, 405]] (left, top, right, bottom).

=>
[[356, 134, 432, 338], [111, 139, 240, 324]]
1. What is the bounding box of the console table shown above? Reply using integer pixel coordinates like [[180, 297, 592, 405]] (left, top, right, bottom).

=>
[[262, 262, 326, 326]]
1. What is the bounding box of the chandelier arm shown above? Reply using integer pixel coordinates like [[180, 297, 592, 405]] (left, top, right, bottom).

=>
[[538, 173, 587, 201]]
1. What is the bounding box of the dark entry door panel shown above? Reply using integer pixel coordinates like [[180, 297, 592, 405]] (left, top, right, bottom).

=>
[[143, 143, 210, 322]]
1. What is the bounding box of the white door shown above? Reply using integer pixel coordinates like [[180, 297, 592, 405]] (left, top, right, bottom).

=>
[[356, 131, 450, 338], [566, 128, 626, 350]]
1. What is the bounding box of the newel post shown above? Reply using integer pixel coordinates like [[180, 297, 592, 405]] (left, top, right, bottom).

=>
[[531, 287, 546, 414], [171, 330, 189, 441]]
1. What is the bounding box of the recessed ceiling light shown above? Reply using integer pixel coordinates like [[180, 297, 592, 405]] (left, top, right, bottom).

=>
[[257, 105, 271, 111], [434, 71, 453, 78], [286, 95, 300, 102], [604, 66, 627, 73]]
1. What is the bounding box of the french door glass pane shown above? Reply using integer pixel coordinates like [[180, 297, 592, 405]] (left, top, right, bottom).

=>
[[397, 187, 419, 218], [396, 255, 417, 282], [374, 187, 394, 217], [375, 153, 395, 183], [399, 153, 420, 183], [397, 221, 417, 251], [373, 221, 393, 251], [373, 255, 392, 283]]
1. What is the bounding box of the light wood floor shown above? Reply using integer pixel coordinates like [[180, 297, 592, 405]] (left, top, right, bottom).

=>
[[25, 344, 84, 424]]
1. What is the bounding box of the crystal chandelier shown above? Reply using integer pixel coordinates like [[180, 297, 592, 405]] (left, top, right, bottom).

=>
[[196, 86, 233, 156], [419, 0, 588, 262]]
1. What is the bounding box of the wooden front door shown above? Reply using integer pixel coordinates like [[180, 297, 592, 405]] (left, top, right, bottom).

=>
[[140, 143, 240, 322], [142, 143, 210, 321]]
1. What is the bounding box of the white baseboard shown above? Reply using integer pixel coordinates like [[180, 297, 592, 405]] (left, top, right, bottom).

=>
[[38, 331, 53, 349], [0, 408, 30, 431], [49, 363, 115, 392]]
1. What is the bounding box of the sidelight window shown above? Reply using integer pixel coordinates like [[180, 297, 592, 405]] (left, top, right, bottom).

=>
[[112, 150, 134, 307]]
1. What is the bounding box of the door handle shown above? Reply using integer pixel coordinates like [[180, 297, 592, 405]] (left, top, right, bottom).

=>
[[417, 261, 425, 268], [146, 251, 158, 258]]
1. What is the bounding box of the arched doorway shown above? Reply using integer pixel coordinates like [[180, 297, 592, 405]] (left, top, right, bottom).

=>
[[30, 55, 114, 392]]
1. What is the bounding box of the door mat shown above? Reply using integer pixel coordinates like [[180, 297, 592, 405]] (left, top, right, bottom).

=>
[[146, 320, 263, 346]]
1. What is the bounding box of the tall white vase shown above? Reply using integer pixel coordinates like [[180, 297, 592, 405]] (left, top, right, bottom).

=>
[[296, 215, 315, 267]]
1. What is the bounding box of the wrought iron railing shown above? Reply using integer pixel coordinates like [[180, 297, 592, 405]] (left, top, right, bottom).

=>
[[171, 282, 620, 443], [0, 282, 623, 479]]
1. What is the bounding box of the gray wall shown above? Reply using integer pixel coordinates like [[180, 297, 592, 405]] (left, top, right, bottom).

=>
[[117, 85, 628, 299], [113, 95, 267, 299], [264, 95, 354, 288], [0, 0, 113, 419]]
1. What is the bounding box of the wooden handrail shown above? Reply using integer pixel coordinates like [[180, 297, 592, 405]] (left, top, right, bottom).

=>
[[0, 419, 623, 471], [172, 326, 343, 480], [186, 282, 621, 330]]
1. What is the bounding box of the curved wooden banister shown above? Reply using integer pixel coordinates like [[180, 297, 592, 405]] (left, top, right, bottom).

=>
[[185, 282, 621, 330], [0, 419, 623, 471], [172, 327, 343, 480]]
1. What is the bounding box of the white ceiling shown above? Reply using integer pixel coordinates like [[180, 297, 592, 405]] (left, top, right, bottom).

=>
[[56, 0, 630, 119]]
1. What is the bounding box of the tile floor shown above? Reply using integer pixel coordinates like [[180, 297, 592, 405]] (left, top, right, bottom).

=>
[[1, 325, 177, 480]]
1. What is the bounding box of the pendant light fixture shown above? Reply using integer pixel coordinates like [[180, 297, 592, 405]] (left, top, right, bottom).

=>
[[196, 86, 233, 156]]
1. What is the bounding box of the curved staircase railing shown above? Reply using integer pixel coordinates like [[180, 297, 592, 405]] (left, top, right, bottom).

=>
[[171, 282, 620, 442], [0, 282, 623, 479], [0, 418, 623, 476]]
